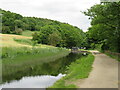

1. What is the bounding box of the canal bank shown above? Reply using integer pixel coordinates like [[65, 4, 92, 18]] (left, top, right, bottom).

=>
[[1, 52, 86, 88], [51, 53, 95, 88]]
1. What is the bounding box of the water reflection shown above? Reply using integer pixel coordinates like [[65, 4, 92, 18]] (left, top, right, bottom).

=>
[[3, 53, 85, 84], [29, 53, 83, 76], [0, 74, 65, 88]]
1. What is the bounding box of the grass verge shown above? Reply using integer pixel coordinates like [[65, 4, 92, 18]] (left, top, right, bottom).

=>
[[50, 54, 95, 88], [98, 50, 120, 62], [104, 52, 120, 62]]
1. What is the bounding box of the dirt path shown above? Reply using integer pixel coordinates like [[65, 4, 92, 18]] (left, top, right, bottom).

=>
[[73, 50, 118, 88]]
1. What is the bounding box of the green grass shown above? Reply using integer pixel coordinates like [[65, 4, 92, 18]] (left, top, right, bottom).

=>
[[97, 49, 120, 62], [50, 77, 77, 88], [104, 52, 120, 62], [0, 60, 2, 84], [2, 47, 69, 63], [14, 38, 33, 45], [2, 47, 70, 83], [79, 49, 88, 51], [51, 54, 95, 88], [22, 30, 33, 37]]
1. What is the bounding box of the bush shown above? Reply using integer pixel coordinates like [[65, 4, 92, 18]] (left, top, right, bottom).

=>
[[48, 32, 62, 46], [2, 26, 11, 34], [95, 43, 103, 52], [15, 28, 23, 35]]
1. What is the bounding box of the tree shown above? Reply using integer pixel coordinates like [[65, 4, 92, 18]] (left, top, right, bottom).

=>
[[48, 32, 62, 46], [14, 20, 23, 28], [2, 26, 10, 34], [84, 2, 120, 52], [15, 28, 23, 35], [1, 9, 86, 48], [35, 25, 41, 31]]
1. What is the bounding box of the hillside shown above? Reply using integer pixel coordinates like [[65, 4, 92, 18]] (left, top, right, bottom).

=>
[[0, 34, 32, 47], [1, 9, 62, 33], [0, 34, 55, 49], [0, 8, 82, 34], [0, 9, 86, 48]]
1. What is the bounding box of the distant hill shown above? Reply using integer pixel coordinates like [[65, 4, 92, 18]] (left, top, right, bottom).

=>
[[0, 9, 87, 48], [0, 9, 81, 34]]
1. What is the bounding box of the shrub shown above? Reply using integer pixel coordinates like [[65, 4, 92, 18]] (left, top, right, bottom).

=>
[[15, 28, 23, 35], [2, 26, 11, 34]]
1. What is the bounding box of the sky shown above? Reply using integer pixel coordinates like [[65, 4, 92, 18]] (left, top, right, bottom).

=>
[[0, 0, 100, 32]]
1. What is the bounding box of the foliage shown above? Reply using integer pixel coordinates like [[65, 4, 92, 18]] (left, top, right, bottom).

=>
[[0, 9, 86, 48], [14, 20, 23, 28], [84, 2, 120, 53], [2, 26, 11, 34], [48, 32, 62, 46], [51, 54, 95, 88], [32, 24, 85, 48], [0, 8, 59, 33], [14, 28, 23, 35]]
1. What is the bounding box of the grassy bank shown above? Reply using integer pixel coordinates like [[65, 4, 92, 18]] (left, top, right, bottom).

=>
[[96, 48, 120, 62], [2, 46, 70, 83], [104, 51, 120, 62], [13, 38, 32, 45], [0, 34, 32, 47], [50, 54, 95, 88]]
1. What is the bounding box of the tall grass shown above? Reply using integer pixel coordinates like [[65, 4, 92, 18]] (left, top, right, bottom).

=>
[[51, 54, 95, 88], [2, 47, 66, 59]]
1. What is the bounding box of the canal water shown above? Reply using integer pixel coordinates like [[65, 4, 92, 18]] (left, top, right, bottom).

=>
[[0, 74, 65, 88], [0, 53, 86, 88]]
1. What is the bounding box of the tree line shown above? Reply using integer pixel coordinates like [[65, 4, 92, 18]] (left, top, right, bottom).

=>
[[84, 2, 120, 53], [0, 9, 86, 48], [1, 1, 119, 52]]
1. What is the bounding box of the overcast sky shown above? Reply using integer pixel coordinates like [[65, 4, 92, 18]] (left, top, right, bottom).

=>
[[0, 0, 100, 32]]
